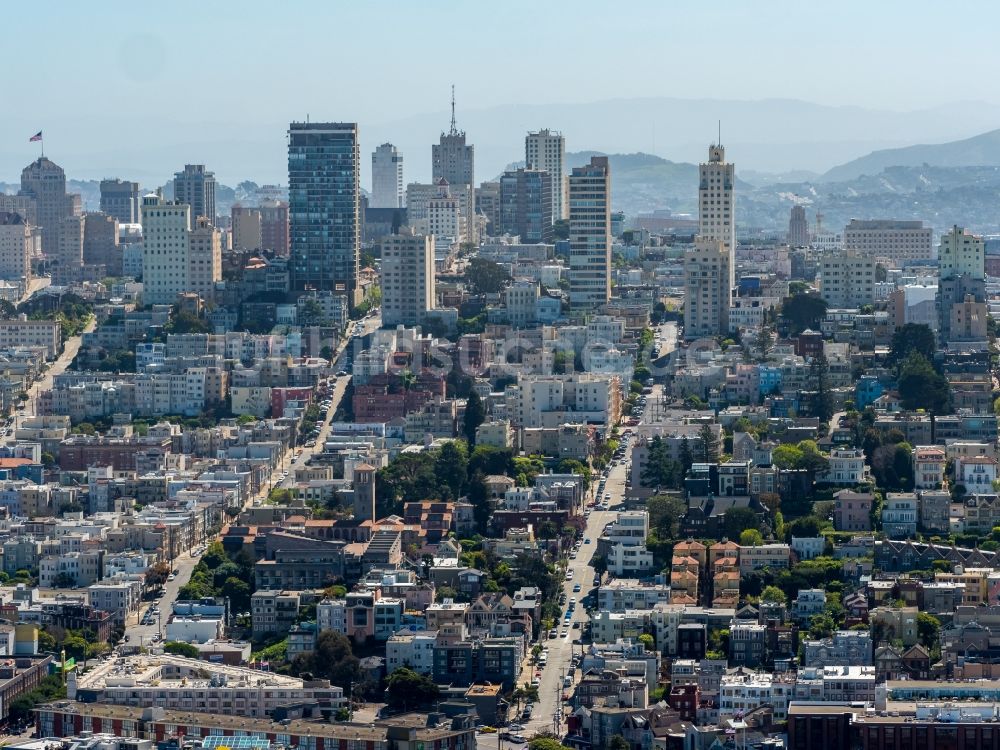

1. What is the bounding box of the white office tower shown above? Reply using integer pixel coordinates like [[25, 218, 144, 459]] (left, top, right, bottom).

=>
[[684, 239, 731, 337], [141, 194, 191, 305], [526, 129, 566, 221], [699, 144, 735, 283], [381, 230, 435, 327], [568, 156, 611, 311], [685, 144, 736, 338], [371, 144, 404, 209]]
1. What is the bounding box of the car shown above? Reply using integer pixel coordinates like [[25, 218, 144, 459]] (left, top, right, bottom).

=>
[[572, 583, 581, 592], [584, 537, 591, 544], [565, 572, 573, 581], [508, 724, 525, 732], [167, 574, 176, 581], [549, 629, 558, 638], [560, 630, 568, 637], [531, 677, 540, 686], [479, 727, 497, 734], [336, 370, 348, 377], [573, 622, 581, 629], [569, 552, 577, 559], [570, 597, 577, 606], [508, 735, 527, 744]]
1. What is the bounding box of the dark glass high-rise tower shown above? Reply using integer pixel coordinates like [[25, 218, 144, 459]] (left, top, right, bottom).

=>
[[288, 122, 361, 305]]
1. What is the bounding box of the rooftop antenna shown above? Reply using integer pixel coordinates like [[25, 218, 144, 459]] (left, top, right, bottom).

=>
[[718, 119, 721, 147], [449, 84, 457, 135]]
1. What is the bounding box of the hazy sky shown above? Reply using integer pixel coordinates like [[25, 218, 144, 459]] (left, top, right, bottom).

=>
[[4, 0, 1000, 185]]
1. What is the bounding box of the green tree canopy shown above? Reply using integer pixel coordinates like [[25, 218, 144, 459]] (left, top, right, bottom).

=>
[[760, 585, 788, 605], [163, 641, 201, 659], [740, 528, 764, 547], [463, 391, 486, 446], [385, 667, 441, 710], [888, 323, 936, 371], [780, 293, 828, 336], [898, 352, 950, 414], [465, 258, 512, 294], [723, 507, 759, 541]]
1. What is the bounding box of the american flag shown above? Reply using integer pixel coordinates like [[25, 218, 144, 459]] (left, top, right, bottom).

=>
[[29, 131, 42, 142]]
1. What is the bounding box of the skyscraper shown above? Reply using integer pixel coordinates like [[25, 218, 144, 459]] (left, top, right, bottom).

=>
[[432, 90, 474, 187], [685, 144, 735, 338], [683, 239, 731, 338], [288, 122, 361, 305], [371, 143, 404, 209], [19, 157, 79, 258], [499, 168, 553, 243], [788, 205, 808, 247], [381, 229, 435, 327], [433, 90, 476, 246], [100, 179, 140, 225], [568, 156, 611, 310], [699, 145, 735, 258], [937, 225, 985, 342], [173, 165, 217, 225], [526, 129, 566, 221], [141, 194, 191, 305]]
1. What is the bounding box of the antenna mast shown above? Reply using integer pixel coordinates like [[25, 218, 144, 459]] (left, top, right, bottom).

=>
[[450, 84, 457, 135], [718, 119, 721, 147]]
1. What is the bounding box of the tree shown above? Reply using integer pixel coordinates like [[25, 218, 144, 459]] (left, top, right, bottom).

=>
[[723, 507, 759, 541], [647, 494, 687, 540], [739, 528, 763, 547], [291, 631, 359, 685], [145, 561, 172, 588], [641, 436, 683, 490], [434, 441, 468, 500], [637, 633, 655, 652], [898, 352, 950, 414], [780, 293, 828, 336], [385, 667, 440, 710], [809, 353, 834, 423], [772, 443, 803, 470], [697, 424, 720, 463], [463, 391, 485, 446], [528, 738, 572, 750], [679, 436, 694, 473], [465, 258, 512, 295], [608, 736, 630, 750], [917, 612, 941, 650], [468, 445, 515, 477], [888, 323, 936, 371], [809, 612, 836, 639], [761, 585, 788, 605], [164, 641, 201, 658]]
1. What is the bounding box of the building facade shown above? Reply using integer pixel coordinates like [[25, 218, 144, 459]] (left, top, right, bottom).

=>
[[568, 157, 611, 310], [525, 129, 566, 221], [380, 231, 435, 327], [371, 143, 404, 209], [288, 122, 362, 305], [843, 219, 934, 266], [173, 164, 216, 225]]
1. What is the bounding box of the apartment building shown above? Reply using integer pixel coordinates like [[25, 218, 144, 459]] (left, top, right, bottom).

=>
[[843, 219, 933, 266], [0, 318, 60, 359]]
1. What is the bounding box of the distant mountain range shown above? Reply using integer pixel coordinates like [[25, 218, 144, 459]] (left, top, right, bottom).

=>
[[822, 128, 1000, 182]]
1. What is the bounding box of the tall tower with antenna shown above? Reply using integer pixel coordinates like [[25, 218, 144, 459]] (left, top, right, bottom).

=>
[[432, 85, 476, 243]]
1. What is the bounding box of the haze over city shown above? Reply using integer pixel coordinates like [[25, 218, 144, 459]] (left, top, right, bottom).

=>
[[8, 0, 1000, 183], [1, 5, 1000, 750]]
